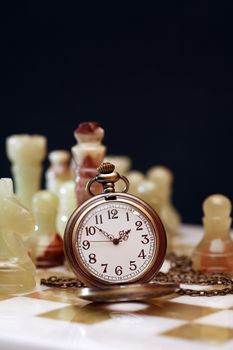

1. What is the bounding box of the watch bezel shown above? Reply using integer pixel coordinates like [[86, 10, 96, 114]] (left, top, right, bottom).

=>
[[64, 192, 167, 287]]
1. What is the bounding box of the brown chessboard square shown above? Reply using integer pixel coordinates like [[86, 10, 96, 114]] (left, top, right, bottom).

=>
[[161, 323, 233, 344], [26, 288, 88, 306], [136, 301, 219, 321], [38, 303, 111, 324], [0, 294, 12, 301]]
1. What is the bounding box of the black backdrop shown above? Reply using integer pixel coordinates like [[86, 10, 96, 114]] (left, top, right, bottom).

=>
[[1, 3, 233, 224]]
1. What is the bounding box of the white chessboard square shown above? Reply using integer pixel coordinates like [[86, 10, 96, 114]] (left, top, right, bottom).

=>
[[0, 296, 66, 317], [171, 294, 233, 309], [92, 312, 187, 338], [89, 316, 186, 346], [195, 310, 233, 328], [0, 316, 93, 350]]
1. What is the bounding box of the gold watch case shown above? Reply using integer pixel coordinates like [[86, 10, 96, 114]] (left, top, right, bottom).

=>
[[64, 192, 167, 288], [78, 282, 178, 302]]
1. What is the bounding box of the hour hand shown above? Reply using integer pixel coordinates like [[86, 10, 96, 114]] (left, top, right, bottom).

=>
[[95, 226, 114, 241], [118, 229, 131, 242]]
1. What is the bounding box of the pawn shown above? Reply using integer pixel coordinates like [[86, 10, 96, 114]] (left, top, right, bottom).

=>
[[127, 171, 145, 196], [45, 150, 72, 195], [0, 178, 36, 294], [192, 194, 233, 274], [56, 181, 77, 238], [32, 191, 64, 268], [136, 179, 160, 212], [147, 166, 181, 236], [135, 178, 172, 252]]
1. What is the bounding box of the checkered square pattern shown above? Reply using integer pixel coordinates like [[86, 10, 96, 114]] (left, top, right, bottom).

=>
[[1, 263, 233, 348]]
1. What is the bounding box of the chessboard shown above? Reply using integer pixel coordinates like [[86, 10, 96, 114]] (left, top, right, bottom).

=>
[[1, 225, 233, 350]]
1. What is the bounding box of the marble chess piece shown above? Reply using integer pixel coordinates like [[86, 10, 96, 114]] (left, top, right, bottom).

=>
[[104, 155, 132, 192], [0, 178, 36, 294], [192, 194, 233, 274], [136, 179, 160, 211], [72, 122, 106, 206], [45, 150, 72, 194], [127, 171, 145, 196], [104, 155, 132, 175], [56, 181, 77, 238], [147, 166, 181, 242], [6, 134, 47, 210], [32, 190, 64, 267], [135, 177, 175, 252]]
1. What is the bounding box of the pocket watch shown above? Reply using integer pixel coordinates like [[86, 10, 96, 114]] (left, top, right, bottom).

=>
[[64, 162, 167, 288]]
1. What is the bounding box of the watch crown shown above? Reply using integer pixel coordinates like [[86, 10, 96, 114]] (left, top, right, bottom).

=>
[[97, 162, 115, 174]]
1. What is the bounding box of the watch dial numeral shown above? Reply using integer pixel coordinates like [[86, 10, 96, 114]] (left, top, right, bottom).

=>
[[82, 240, 90, 250], [89, 253, 97, 264], [108, 209, 118, 219], [126, 212, 130, 221], [85, 226, 96, 236], [135, 221, 143, 230], [141, 234, 149, 244], [115, 265, 123, 275], [138, 249, 146, 259], [95, 214, 103, 225], [101, 263, 108, 273], [129, 260, 137, 271]]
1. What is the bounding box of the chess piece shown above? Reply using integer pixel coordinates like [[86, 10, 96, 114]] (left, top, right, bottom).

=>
[[136, 179, 160, 211], [147, 166, 181, 241], [127, 171, 145, 196], [6, 134, 47, 210], [192, 194, 233, 274], [104, 155, 132, 175], [104, 155, 132, 192], [136, 178, 175, 252], [45, 150, 72, 195], [56, 181, 77, 238], [72, 122, 106, 206], [32, 190, 64, 267], [0, 178, 36, 294]]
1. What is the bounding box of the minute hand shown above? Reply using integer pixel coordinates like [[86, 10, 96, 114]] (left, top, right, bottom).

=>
[[95, 226, 114, 241]]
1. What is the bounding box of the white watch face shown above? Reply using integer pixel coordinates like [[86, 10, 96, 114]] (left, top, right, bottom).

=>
[[76, 201, 156, 283]]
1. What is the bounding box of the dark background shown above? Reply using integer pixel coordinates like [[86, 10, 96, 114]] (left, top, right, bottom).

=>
[[1, 3, 233, 224]]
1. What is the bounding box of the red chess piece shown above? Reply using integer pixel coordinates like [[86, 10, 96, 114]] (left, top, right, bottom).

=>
[[72, 122, 106, 206]]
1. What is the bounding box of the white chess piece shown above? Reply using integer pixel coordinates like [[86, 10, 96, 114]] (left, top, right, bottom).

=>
[[56, 181, 77, 238], [127, 171, 145, 196], [6, 134, 47, 210], [147, 166, 181, 237], [45, 150, 72, 194], [104, 155, 132, 175], [192, 194, 233, 273], [0, 178, 36, 294], [104, 155, 132, 192], [136, 179, 161, 213], [136, 177, 175, 252], [32, 190, 64, 267]]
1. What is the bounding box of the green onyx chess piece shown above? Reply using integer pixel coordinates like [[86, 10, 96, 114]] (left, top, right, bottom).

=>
[[0, 178, 36, 294], [192, 194, 233, 274]]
